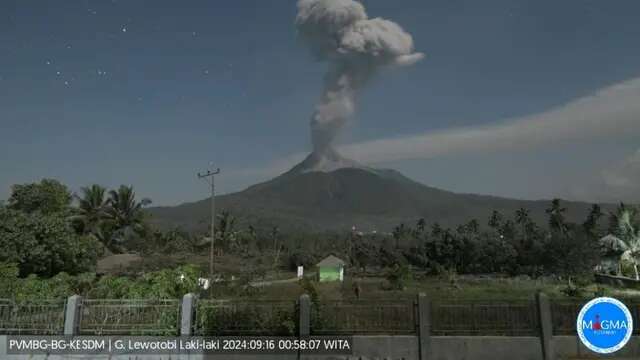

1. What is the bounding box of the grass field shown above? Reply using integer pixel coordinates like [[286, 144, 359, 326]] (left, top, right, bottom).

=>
[[106, 253, 640, 302], [236, 274, 640, 302]]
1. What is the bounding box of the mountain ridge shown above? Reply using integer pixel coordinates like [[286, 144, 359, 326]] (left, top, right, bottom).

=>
[[148, 165, 611, 233]]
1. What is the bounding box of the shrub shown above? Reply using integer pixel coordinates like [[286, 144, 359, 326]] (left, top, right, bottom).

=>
[[386, 263, 411, 290]]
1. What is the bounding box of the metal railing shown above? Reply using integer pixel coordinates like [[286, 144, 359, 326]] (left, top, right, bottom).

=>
[[311, 300, 417, 335], [7, 295, 640, 337], [431, 300, 539, 336], [0, 299, 66, 335], [552, 300, 640, 336], [78, 299, 180, 335], [194, 300, 297, 335]]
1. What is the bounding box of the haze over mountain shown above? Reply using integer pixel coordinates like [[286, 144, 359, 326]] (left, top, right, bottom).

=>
[[149, 156, 608, 233]]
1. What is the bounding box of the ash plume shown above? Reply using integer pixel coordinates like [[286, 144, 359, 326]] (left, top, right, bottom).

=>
[[296, 0, 424, 159]]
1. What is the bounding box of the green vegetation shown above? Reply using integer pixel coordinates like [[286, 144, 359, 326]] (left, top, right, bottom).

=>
[[1, 177, 639, 302], [0, 180, 100, 277]]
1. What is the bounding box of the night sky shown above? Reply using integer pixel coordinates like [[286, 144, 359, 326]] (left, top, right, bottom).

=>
[[1, 0, 640, 205]]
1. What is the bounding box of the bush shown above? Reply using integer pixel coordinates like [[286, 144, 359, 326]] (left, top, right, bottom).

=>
[[560, 278, 584, 298], [90, 264, 202, 299], [386, 263, 411, 290], [0, 209, 100, 277], [286, 250, 315, 271]]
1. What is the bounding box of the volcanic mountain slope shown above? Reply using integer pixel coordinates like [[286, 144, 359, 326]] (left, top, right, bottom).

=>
[[149, 161, 607, 233]]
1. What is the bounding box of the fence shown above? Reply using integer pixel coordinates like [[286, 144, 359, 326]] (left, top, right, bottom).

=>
[[194, 300, 297, 335], [2, 295, 640, 337], [552, 300, 640, 335], [0, 299, 66, 335], [311, 299, 417, 335], [78, 299, 180, 335], [431, 300, 539, 336]]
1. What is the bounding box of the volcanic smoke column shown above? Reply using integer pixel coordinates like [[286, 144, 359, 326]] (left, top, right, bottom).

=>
[[296, 0, 424, 159]]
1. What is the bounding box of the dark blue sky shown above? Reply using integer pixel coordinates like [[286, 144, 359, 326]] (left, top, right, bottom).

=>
[[2, 0, 640, 205]]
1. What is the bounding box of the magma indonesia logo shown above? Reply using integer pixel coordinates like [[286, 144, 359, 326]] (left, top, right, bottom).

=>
[[577, 297, 633, 354]]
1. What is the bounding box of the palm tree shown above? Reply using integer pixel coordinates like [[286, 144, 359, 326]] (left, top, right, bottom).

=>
[[105, 185, 151, 250], [488, 210, 503, 230], [416, 218, 426, 234], [466, 219, 480, 234], [546, 199, 567, 234], [602, 205, 640, 279], [431, 222, 443, 238], [71, 184, 109, 239], [393, 223, 407, 249], [515, 208, 530, 244], [216, 210, 237, 252], [583, 204, 603, 235]]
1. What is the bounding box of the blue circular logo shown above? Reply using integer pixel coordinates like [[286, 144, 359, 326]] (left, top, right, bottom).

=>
[[576, 297, 633, 354]]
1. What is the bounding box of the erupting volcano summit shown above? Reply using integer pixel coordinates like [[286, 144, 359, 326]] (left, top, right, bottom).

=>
[[295, 0, 425, 169]]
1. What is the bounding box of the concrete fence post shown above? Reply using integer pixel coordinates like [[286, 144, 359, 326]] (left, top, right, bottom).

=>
[[417, 292, 431, 360], [64, 295, 82, 336], [298, 294, 311, 337], [536, 291, 554, 360], [181, 293, 197, 336]]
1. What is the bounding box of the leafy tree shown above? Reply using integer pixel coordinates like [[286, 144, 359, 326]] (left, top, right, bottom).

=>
[[543, 226, 600, 277], [7, 179, 72, 214], [287, 250, 315, 271], [0, 208, 100, 277]]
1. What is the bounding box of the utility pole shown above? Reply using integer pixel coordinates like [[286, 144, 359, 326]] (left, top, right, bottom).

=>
[[198, 165, 220, 296]]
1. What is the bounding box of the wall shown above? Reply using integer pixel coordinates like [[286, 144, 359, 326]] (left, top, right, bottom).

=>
[[319, 266, 341, 282], [3, 335, 640, 360], [554, 335, 640, 359]]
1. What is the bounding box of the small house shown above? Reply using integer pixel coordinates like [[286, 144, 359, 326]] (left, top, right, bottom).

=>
[[317, 255, 346, 282]]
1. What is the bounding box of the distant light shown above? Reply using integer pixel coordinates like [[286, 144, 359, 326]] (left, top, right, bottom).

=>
[[122, 27, 127, 33]]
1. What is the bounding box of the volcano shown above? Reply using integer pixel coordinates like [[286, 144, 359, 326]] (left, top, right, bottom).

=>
[[149, 154, 605, 233]]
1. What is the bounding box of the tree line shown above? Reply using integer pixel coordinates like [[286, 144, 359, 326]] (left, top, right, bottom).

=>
[[1, 178, 639, 284]]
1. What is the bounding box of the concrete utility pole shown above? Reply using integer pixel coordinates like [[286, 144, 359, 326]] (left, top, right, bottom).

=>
[[198, 165, 220, 295]]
